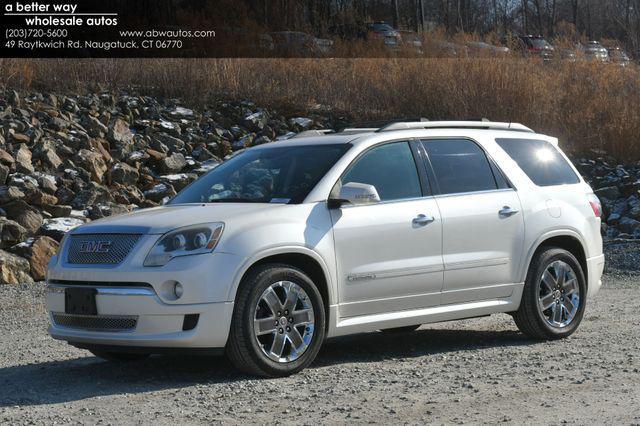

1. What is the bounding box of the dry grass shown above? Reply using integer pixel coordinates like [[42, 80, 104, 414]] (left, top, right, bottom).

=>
[[1, 57, 639, 159]]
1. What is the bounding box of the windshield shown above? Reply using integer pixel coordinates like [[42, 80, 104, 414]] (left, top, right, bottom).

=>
[[170, 144, 350, 204]]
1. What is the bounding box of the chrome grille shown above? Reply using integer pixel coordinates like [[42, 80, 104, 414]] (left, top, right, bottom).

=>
[[52, 313, 138, 331], [67, 234, 141, 265]]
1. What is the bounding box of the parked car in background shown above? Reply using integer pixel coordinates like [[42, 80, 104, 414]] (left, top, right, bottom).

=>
[[427, 40, 467, 58], [367, 21, 401, 49], [398, 30, 424, 55], [314, 37, 334, 55], [583, 41, 609, 62], [270, 31, 331, 57], [607, 47, 631, 67], [466, 41, 510, 57], [559, 47, 578, 62], [517, 35, 555, 60]]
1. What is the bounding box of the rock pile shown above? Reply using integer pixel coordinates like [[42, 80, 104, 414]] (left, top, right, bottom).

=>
[[0, 89, 636, 284], [575, 155, 640, 241], [0, 89, 337, 283]]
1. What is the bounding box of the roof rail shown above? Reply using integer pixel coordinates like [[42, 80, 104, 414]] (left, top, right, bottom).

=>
[[376, 121, 534, 133], [290, 129, 334, 139], [336, 117, 429, 133]]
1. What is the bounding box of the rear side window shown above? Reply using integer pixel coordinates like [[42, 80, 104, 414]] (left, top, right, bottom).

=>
[[496, 139, 580, 187], [342, 141, 422, 201], [422, 139, 500, 195]]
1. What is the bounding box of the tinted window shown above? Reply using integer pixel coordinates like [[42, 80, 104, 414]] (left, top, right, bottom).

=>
[[171, 144, 350, 204], [422, 139, 499, 195], [496, 139, 580, 187], [341, 142, 421, 201]]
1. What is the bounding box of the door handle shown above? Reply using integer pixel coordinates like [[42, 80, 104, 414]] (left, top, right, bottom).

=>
[[413, 214, 435, 226], [499, 206, 519, 217]]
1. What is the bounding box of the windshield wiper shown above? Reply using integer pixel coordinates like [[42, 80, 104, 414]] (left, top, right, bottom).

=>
[[207, 198, 265, 203]]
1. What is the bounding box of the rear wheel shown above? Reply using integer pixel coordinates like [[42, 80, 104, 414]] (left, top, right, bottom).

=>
[[89, 350, 150, 362], [226, 264, 326, 377], [513, 247, 586, 340]]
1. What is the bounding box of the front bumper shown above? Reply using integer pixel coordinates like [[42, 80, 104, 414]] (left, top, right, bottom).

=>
[[46, 244, 245, 349], [46, 285, 234, 348]]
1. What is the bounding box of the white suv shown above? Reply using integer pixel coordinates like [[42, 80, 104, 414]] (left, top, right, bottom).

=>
[[46, 121, 605, 377]]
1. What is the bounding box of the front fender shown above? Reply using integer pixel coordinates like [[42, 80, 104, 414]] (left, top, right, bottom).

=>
[[226, 245, 337, 306]]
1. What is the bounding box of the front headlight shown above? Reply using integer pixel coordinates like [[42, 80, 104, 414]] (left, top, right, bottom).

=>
[[144, 223, 224, 267]]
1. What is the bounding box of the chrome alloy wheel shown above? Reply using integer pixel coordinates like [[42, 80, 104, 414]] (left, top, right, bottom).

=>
[[538, 260, 581, 328], [253, 281, 315, 363]]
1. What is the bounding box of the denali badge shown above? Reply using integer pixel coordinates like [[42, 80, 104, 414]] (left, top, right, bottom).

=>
[[79, 240, 112, 254]]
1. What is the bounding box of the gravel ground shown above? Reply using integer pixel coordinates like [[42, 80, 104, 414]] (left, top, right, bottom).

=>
[[1, 269, 639, 424]]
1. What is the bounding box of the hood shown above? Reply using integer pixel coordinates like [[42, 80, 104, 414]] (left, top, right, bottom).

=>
[[71, 203, 286, 235]]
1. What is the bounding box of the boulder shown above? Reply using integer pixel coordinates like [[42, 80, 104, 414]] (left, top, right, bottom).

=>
[[86, 116, 108, 137], [72, 182, 112, 208], [41, 146, 63, 169], [14, 144, 34, 174], [26, 190, 58, 206], [595, 186, 621, 201], [41, 204, 73, 218], [0, 218, 28, 249], [243, 111, 269, 132], [290, 117, 313, 131], [28, 236, 59, 281], [110, 162, 139, 185], [161, 153, 187, 174], [86, 203, 130, 220], [10, 133, 30, 144], [154, 133, 185, 153], [143, 183, 176, 203], [0, 186, 25, 204], [107, 118, 133, 146], [0, 250, 33, 284], [14, 210, 44, 235], [0, 149, 15, 167], [39, 217, 85, 241], [0, 164, 10, 185], [618, 217, 640, 234], [75, 149, 108, 183], [159, 173, 196, 191]]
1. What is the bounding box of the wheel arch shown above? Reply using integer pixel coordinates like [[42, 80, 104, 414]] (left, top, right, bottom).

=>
[[522, 230, 588, 287], [228, 247, 334, 327]]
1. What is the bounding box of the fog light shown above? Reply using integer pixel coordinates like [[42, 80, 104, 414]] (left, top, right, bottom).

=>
[[174, 282, 184, 299]]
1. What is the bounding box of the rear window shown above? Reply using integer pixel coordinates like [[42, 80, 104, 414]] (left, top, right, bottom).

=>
[[496, 138, 580, 187]]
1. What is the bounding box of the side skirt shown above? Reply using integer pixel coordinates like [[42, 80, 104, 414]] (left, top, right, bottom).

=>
[[327, 284, 524, 338]]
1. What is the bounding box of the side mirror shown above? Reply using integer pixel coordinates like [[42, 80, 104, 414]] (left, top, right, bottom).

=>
[[328, 182, 381, 208]]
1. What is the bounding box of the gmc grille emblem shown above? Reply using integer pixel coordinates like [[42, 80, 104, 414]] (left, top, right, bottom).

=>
[[79, 241, 112, 254]]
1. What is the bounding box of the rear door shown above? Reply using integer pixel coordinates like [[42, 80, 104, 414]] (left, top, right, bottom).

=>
[[420, 139, 525, 304]]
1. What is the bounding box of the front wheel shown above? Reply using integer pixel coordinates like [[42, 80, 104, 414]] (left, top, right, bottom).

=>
[[513, 247, 587, 339], [226, 264, 326, 377]]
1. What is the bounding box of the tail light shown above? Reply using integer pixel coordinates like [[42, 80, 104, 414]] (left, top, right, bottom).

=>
[[587, 193, 602, 218]]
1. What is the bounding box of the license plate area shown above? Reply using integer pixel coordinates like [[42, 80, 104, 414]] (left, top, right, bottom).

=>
[[65, 288, 97, 315]]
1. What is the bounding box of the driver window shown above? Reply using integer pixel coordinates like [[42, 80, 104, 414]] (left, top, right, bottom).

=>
[[341, 142, 422, 202]]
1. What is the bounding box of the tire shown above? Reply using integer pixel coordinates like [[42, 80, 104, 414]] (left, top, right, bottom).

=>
[[89, 350, 150, 362], [380, 325, 421, 333], [513, 247, 587, 340], [226, 263, 326, 377]]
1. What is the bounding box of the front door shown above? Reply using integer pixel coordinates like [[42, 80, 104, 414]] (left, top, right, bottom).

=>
[[330, 141, 444, 317]]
